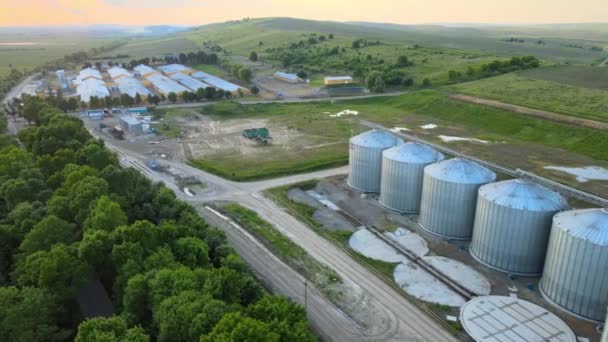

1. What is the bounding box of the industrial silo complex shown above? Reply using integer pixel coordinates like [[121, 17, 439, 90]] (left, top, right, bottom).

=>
[[347, 130, 402, 193], [379, 142, 444, 213], [540, 208, 608, 322], [470, 179, 567, 276], [419, 158, 496, 240]]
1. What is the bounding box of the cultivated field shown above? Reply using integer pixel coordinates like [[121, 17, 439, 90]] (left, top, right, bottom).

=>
[[451, 70, 608, 122], [0, 34, 113, 76]]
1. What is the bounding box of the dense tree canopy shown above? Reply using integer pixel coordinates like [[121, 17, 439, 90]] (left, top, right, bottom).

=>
[[0, 96, 316, 341]]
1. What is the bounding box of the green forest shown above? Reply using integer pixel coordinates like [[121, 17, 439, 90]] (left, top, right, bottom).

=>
[[0, 98, 316, 341]]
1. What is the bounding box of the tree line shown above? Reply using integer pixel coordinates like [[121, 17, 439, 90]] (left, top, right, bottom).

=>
[[0, 97, 316, 341], [447, 55, 541, 83]]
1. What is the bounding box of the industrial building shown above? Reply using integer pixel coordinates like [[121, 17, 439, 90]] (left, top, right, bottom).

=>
[[158, 63, 193, 75], [76, 78, 110, 103], [419, 158, 496, 240], [170, 72, 211, 91], [274, 72, 302, 83], [134, 64, 158, 77], [115, 77, 152, 98], [324, 76, 353, 86], [107, 66, 132, 80], [119, 115, 142, 133], [470, 179, 567, 276], [379, 142, 444, 213], [56, 70, 68, 89], [460, 296, 576, 342], [73, 67, 103, 85], [145, 73, 189, 95], [191, 71, 249, 94], [347, 129, 402, 193], [540, 208, 608, 322]]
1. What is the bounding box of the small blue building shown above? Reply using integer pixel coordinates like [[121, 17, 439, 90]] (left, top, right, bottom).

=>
[[86, 110, 104, 120], [128, 107, 149, 115]]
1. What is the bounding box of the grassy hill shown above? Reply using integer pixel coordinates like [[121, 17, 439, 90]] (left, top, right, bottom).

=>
[[112, 18, 608, 64], [451, 66, 608, 122]]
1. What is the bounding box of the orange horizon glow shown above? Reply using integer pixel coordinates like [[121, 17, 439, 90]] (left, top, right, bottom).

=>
[[1, 0, 607, 27]]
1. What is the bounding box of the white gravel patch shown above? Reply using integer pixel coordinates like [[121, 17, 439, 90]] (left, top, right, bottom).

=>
[[330, 109, 359, 118], [544, 165, 608, 183], [420, 124, 438, 130], [438, 135, 489, 144], [348, 229, 408, 263], [306, 190, 340, 211], [390, 126, 411, 132], [422, 256, 491, 296], [384, 228, 429, 257], [394, 262, 466, 307]]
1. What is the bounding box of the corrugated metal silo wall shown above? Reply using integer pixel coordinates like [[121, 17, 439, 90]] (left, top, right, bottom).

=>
[[470, 197, 557, 275], [419, 174, 483, 240], [540, 227, 608, 322], [379, 158, 428, 213], [347, 143, 384, 193], [603, 309, 608, 342]]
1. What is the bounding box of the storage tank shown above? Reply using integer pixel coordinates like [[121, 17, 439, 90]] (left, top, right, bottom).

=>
[[379, 142, 444, 213], [419, 158, 496, 240], [470, 179, 567, 275], [540, 208, 608, 322], [347, 130, 401, 193]]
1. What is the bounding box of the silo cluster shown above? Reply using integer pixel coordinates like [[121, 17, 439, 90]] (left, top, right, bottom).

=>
[[347, 129, 608, 323], [379, 142, 444, 213], [347, 130, 402, 193], [470, 179, 567, 276], [540, 208, 608, 322], [419, 158, 496, 240]]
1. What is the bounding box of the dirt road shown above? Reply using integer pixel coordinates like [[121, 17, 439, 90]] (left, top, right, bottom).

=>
[[106, 139, 459, 342], [450, 93, 608, 131]]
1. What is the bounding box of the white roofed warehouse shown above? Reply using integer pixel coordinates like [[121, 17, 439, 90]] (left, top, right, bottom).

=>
[[116, 77, 152, 98], [170, 72, 211, 91], [158, 64, 193, 75], [191, 71, 249, 94], [146, 73, 189, 95], [107, 66, 132, 80], [76, 78, 110, 103], [134, 64, 158, 77], [274, 71, 302, 83]]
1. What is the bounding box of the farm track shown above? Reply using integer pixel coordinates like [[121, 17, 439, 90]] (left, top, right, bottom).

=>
[[450, 93, 608, 131]]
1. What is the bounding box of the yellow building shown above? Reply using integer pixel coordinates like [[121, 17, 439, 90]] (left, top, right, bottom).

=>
[[324, 76, 353, 86]]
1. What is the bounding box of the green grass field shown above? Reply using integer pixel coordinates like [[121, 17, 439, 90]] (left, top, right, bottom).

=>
[[0, 34, 113, 76], [451, 70, 608, 122], [186, 89, 608, 181]]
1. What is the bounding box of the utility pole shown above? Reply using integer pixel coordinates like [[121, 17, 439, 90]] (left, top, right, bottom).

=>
[[304, 279, 308, 313]]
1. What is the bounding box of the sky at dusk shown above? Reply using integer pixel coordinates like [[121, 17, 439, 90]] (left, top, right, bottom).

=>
[[1, 0, 607, 26]]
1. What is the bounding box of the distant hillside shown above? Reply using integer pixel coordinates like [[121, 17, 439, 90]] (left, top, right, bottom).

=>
[[111, 17, 608, 65]]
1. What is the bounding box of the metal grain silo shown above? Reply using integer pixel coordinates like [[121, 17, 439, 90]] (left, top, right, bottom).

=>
[[470, 179, 567, 276], [348, 130, 401, 193], [379, 142, 444, 213], [540, 208, 608, 322], [419, 158, 496, 240]]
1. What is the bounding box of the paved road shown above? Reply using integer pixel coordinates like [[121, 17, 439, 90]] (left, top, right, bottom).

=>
[[105, 138, 459, 342], [2, 73, 41, 134]]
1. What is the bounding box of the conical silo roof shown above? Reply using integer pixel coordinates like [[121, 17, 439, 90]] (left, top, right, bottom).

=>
[[552, 208, 608, 246], [383, 142, 444, 164], [478, 179, 567, 212], [350, 129, 400, 149], [425, 158, 496, 184]]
